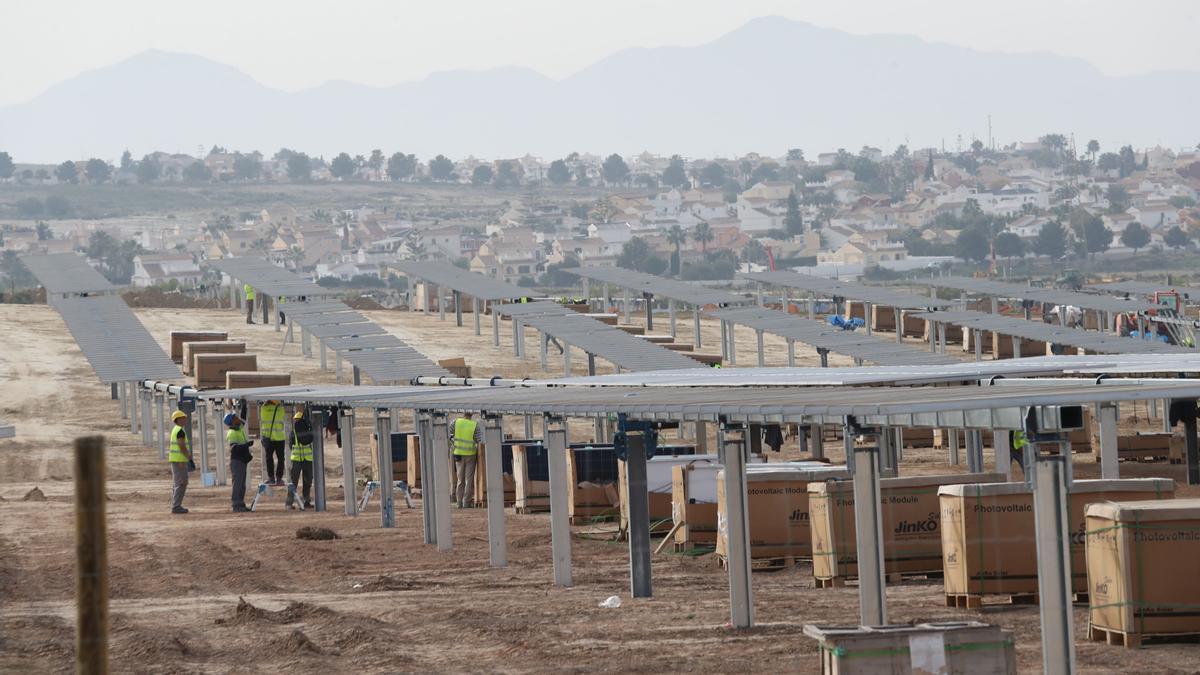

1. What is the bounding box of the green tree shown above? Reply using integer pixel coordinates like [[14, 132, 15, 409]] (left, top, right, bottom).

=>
[[1120, 222, 1151, 253], [1168, 196, 1196, 209], [183, 161, 213, 183], [750, 162, 779, 183], [1164, 226, 1190, 250], [45, 195, 73, 218], [387, 152, 417, 181], [700, 162, 726, 187], [286, 153, 312, 181], [494, 161, 518, 188], [548, 159, 571, 185], [784, 190, 804, 236], [741, 238, 767, 264], [55, 160, 78, 184], [137, 154, 161, 183], [954, 227, 990, 263], [1117, 145, 1138, 177], [119, 150, 134, 171], [602, 154, 629, 185], [1086, 139, 1100, 161], [368, 149, 385, 173], [330, 152, 356, 179], [616, 236, 666, 274], [786, 148, 804, 162], [665, 225, 687, 276], [85, 158, 112, 183], [471, 164, 494, 185], [575, 166, 591, 187], [1106, 184, 1130, 213], [16, 197, 43, 217], [661, 155, 689, 188], [970, 139, 984, 154], [1, 250, 35, 292], [233, 153, 260, 180], [0, 151, 14, 179], [692, 222, 714, 254], [1039, 133, 1067, 155], [1082, 217, 1113, 258], [35, 222, 53, 240], [923, 150, 935, 180], [993, 231, 1025, 265], [428, 154, 455, 181]]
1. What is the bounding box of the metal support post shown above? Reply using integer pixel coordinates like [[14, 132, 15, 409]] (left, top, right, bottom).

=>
[[810, 425, 824, 459], [198, 402, 209, 479], [545, 418, 572, 586], [431, 413, 453, 550], [864, 301, 872, 335], [273, 296, 280, 332], [127, 383, 137, 433], [454, 291, 463, 327], [340, 408, 357, 516], [416, 413, 434, 544], [756, 329, 765, 367], [311, 409, 326, 510], [718, 424, 753, 628], [694, 310, 702, 348], [622, 287, 630, 324], [645, 293, 653, 331], [668, 298, 676, 338], [819, 348, 829, 368], [523, 414, 534, 439], [626, 430, 652, 598], [853, 443, 887, 626], [895, 309, 904, 343], [563, 343, 571, 376], [728, 322, 737, 365], [212, 400, 226, 485], [808, 291, 815, 320], [492, 305, 500, 347], [142, 389, 152, 447], [786, 339, 795, 367], [1012, 335, 1021, 359], [1098, 403, 1119, 479], [540, 332, 549, 370], [719, 321, 728, 360], [1182, 401, 1199, 486], [376, 410, 395, 528], [119, 381, 127, 419], [484, 416, 507, 567], [261, 294, 269, 324], [512, 320, 521, 357], [156, 392, 166, 459], [966, 429, 983, 472], [473, 298, 481, 335], [973, 329, 982, 362], [1033, 456, 1076, 675], [437, 285, 445, 321], [992, 430, 1012, 480], [587, 353, 596, 376]]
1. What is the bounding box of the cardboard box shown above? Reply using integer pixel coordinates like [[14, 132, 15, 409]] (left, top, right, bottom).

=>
[[567, 447, 619, 521], [182, 341, 246, 375], [406, 434, 421, 490], [513, 444, 551, 510], [803, 622, 1016, 675], [169, 331, 227, 363], [672, 460, 722, 549], [619, 452, 711, 534], [224, 371, 291, 436], [1086, 499, 1200, 637], [808, 472, 1005, 582], [193, 354, 257, 389], [939, 478, 1175, 598], [715, 464, 850, 560], [473, 443, 518, 507], [370, 431, 409, 482]]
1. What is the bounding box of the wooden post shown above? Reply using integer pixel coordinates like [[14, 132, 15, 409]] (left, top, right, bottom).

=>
[[74, 435, 108, 675]]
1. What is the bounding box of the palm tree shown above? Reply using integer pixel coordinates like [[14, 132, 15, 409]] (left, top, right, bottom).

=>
[[1086, 140, 1100, 162], [666, 225, 687, 276], [692, 222, 714, 255]]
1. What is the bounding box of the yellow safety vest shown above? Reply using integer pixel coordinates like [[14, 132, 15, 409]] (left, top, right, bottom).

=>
[[226, 427, 248, 446], [168, 425, 188, 462], [290, 429, 313, 462], [260, 404, 286, 441], [452, 418, 478, 456], [244, 283, 255, 300], [1012, 431, 1028, 450]]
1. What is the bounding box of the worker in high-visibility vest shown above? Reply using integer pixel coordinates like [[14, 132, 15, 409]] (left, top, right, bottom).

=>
[[286, 410, 314, 510], [259, 400, 287, 485], [225, 413, 253, 512], [451, 412, 482, 508], [1010, 430, 1028, 475], [168, 410, 192, 514], [244, 283, 256, 324]]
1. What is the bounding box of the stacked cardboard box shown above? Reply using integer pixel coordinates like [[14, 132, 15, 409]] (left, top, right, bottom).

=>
[[438, 357, 471, 378], [808, 472, 1005, 584], [512, 443, 551, 511], [1086, 499, 1200, 644], [670, 456, 768, 551], [224, 371, 290, 435], [803, 622, 1016, 674], [406, 435, 422, 491], [715, 464, 850, 561], [169, 331, 228, 363], [194, 353, 257, 389], [618, 451, 705, 534], [567, 447, 619, 522], [472, 441, 520, 507], [939, 478, 1175, 599], [182, 341, 246, 375]]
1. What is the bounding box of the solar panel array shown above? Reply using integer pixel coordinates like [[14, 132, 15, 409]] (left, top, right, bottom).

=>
[[392, 261, 530, 301], [566, 266, 749, 307], [927, 276, 1157, 313], [743, 271, 950, 310], [706, 306, 960, 366], [912, 309, 1186, 355], [52, 296, 182, 383], [20, 253, 115, 295], [1089, 280, 1200, 300], [495, 301, 707, 371], [207, 257, 328, 298]]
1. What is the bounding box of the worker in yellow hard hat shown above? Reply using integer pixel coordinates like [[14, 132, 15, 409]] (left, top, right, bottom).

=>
[[286, 410, 314, 510], [168, 410, 192, 514], [244, 283, 256, 324], [259, 400, 287, 485]]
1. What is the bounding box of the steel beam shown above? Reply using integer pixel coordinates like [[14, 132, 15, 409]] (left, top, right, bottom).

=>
[[1033, 456, 1076, 675], [341, 408, 357, 516], [431, 413, 453, 550], [545, 418, 573, 586], [1098, 403, 1119, 479], [718, 424, 753, 628], [853, 443, 887, 626], [626, 430, 652, 597], [312, 409, 326, 511], [484, 416, 507, 567], [376, 410, 395, 528]]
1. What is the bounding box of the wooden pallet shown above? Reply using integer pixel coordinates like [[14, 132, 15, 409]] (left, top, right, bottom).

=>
[[945, 592, 1089, 609], [569, 513, 618, 525], [514, 505, 551, 515], [816, 571, 943, 589], [1087, 623, 1200, 649], [673, 542, 716, 554], [716, 554, 800, 572]]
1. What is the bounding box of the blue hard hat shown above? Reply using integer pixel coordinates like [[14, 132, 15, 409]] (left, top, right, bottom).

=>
[[223, 413, 237, 426]]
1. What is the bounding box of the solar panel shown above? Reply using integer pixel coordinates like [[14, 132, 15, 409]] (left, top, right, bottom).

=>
[[743, 270, 950, 310], [1088, 280, 1200, 300], [20, 253, 116, 294], [912, 310, 1186, 355], [706, 306, 960, 366], [927, 277, 1157, 313], [207, 257, 328, 298], [0, 423, 14, 439], [495, 302, 708, 372], [566, 266, 749, 307], [52, 296, 182, 383], [391, 261, 530, 301]]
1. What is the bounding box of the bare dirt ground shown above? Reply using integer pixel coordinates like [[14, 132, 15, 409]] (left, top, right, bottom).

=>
[[3, 302, 1200, 673]]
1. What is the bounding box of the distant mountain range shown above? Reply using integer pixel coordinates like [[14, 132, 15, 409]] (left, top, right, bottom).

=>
[[2, 16, 1198, 163]]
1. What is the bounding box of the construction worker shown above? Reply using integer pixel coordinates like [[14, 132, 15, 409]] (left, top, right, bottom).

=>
[[451, 411, 482, 508], [259, 400, 287, 485], [168, 410, 192, 514], [225, 413, 252, 512], [1010, 429, 1028, 475], [286, 410, 314, 510], [244, 283, 256, 324]]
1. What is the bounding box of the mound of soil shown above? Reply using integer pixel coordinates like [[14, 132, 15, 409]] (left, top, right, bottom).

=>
[[354, 574, 424, 592], [344, 296, 386, 310], [296, 526, 339, 541], [122, 289, 214, 309], [277, 629, 322, 654], [22, 487, 46, 501], [218, 597, 339, 626]]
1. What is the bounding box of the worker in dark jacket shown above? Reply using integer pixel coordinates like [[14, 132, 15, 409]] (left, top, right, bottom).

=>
[[225, 413, 253, 512]]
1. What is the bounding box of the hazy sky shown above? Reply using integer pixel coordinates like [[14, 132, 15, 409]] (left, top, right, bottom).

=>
[[2, 0, 1198, 107]]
